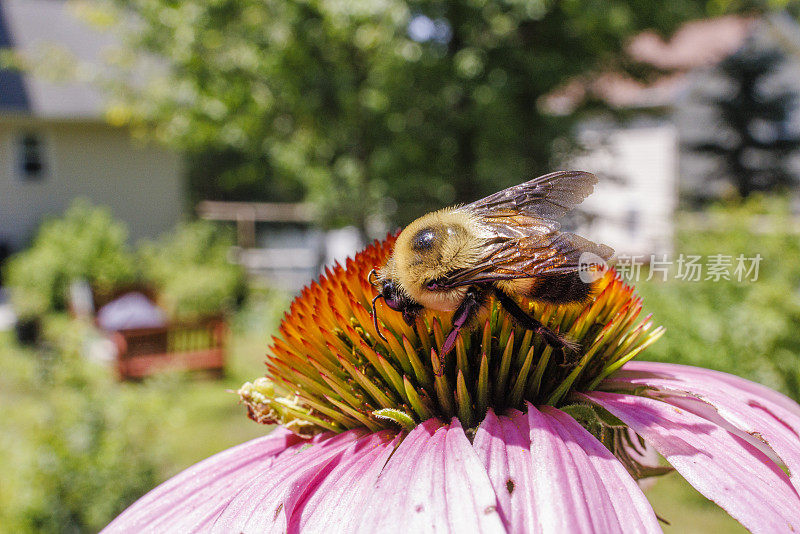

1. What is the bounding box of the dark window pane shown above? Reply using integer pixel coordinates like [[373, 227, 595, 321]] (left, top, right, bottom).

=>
[[19, 134, 44, 180]]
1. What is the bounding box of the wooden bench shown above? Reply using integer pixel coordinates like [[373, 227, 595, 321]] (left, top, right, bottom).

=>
[[109, 317, 227, 380]]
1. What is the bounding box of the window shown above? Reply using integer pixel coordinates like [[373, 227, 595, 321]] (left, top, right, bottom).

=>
[[17, 133, 46, 181], [625, 208, 639, 237]]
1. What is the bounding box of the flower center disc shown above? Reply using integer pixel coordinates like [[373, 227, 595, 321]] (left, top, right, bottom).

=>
[[239, 235, 662, 436]]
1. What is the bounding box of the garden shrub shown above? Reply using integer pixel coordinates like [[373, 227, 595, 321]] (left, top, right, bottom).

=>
[[138, 221, 246, 321], [637, 196, 800, 401], [0, 336, 169, 533], [2, 200, 137, 314], [3, 202, 247, 323]]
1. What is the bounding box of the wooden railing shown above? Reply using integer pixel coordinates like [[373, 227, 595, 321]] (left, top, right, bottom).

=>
[[109, 317, 227, 380], [196, 200, 315, 247]]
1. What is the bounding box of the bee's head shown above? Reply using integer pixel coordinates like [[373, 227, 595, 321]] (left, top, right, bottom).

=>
[[385, 209, 479, 312]]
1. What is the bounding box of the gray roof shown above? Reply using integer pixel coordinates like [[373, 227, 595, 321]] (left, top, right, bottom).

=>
[[0, 0, 117, 119]]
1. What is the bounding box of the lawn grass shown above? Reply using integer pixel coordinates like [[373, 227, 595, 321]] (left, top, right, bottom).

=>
[[646, 473, 747, 533], [135, 289, 288, 476]]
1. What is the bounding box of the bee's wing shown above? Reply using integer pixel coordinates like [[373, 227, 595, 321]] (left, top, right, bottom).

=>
[[436, 215, 613, 288], [467, 170, 597, 221]]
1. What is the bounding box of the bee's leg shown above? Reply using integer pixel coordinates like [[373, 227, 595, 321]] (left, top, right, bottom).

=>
[[438, 287, 485, 374], [493, 289, 579, 354]]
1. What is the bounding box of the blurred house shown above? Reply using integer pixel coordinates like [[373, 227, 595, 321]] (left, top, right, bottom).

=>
[[571, 125, 678, 258], [547, 14, 800, 258], [0, 0, 183, 254]]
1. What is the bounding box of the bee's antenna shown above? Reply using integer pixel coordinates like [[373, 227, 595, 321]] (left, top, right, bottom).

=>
[[371, 293, 389, 343], [368, 268, 380, 287]]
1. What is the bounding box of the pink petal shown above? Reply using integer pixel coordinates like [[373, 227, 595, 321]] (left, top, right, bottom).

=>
[[617, 427, 664, 491], [472, 409, 537, 531], [606, 361, 800, 493], [621, 361, 800, 417], [541, 407, 661, 533], [582, 391, 800, 534], [356, 418, 506, 533], [474, 407, 659, 534], [210, 429, 368, 533], [290, 430, 401, 532], [661, 395, 782, 464], [523, 404, 660, 534], [102, 427, 306, 533]]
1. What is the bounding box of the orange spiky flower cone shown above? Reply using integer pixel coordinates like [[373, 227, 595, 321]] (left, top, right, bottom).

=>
[[239, 234, 663, 434]]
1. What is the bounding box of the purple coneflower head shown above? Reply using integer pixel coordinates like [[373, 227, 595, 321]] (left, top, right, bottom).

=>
[[104, 236, 800, 533]]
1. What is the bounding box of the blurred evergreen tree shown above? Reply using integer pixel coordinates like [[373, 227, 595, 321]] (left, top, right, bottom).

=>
[[692, 42, 800, 198], [94, 0, 779, 234]]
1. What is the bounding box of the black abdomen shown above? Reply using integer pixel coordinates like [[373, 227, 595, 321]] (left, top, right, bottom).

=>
[[528, 272, 592, 305]]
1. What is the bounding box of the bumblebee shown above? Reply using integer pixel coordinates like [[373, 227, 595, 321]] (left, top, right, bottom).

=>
[[370, 171, 613, 360]]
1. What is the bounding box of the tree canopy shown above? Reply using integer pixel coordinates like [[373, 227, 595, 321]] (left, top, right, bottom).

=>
[[93, 0, 782, 234]]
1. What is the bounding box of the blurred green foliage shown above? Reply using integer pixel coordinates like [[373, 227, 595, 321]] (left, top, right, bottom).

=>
[[2, 201, 136, 316], [0, 287, 287, 534], [186, 148, 306, 207], [0, 332, 167, 533], [138, 220, 247, 321], [638, 196, 800, 400], [94, 0, 783, 234], [2, 202, 246, 322]]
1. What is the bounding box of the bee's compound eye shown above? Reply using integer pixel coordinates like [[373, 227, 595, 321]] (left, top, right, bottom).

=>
[[411, 228, 437, 251], [382, 280, 395, 296], [381, 281, 401, 310]]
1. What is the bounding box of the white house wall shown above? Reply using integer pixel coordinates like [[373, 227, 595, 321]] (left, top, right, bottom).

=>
[[572, 124, 678, 259], [0, 121, 183, 249]]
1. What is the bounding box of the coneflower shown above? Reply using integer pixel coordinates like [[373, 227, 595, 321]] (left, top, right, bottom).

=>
[[105, 235, 800, 533]]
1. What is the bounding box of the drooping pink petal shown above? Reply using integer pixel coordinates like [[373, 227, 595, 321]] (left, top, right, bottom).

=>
[[356, 418, 506, 533], [522, 404, 661, 534], [102, 427, 307, 533], [582, 391, 800, 534], [472, 409, 537, 532], [605, 361, 800, 493], [618, 427, 665, 490], [289, 430, 401, 532], [658, 394, 783, 465], [620, 361, 800, 417], [473, 407, 660, 534], [210, 429, 368, 533], [541, 407, 662, 533]]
